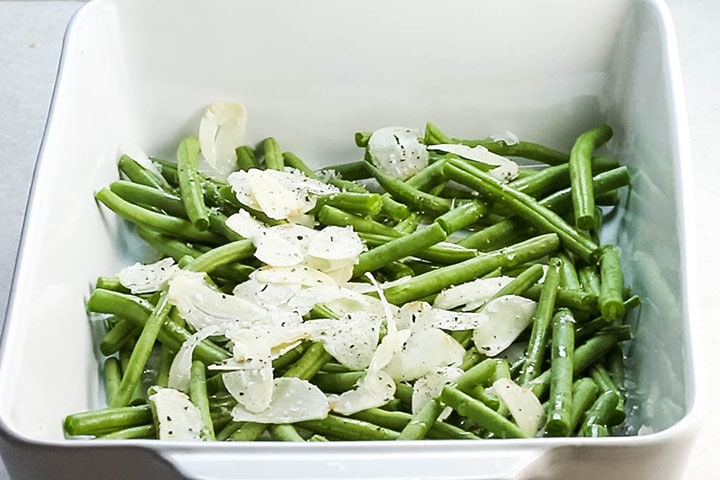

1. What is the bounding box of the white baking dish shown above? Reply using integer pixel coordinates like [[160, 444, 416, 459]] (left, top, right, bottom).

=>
[[0, 0, 699, 478]]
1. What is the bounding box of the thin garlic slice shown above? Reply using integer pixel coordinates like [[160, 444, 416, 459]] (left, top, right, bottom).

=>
[[488, 378, 544, 437], [230, 377, 329, 423], [384, 328, 465, 382], [433, 276, 514, 311], [118, 257, 177, 294], [308, 312, 382, 371], [472, 295, 537, 357], [168, 326, 221, 393], [329, 369, 395, 415], [198, 101, 247, 180], [167, 270, 269, 331], [149, 388, 203, 441], [368, 127, 429, 179], [225, 210, 266, 239]]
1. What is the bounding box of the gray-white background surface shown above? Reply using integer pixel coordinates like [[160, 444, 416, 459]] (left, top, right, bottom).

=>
[[0, 1, 717, 479]]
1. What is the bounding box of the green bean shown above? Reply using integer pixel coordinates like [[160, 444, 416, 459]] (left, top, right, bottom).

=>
[[347, 409, 409, 432], [529, 333, 620, 398], [110, 180, 187, 219], [393, 212, 422, 235], [211, 414, 234, 435], [316, 192, 383, 216], [359, 232, 477, 265], [383, 233, 559, 305], [354, 131, 372, 148], [443, 159, 599, 262], [440, 386, 526, 439], [177, 136, 210, 231], [404, 158, 449, 191], [606, 345, 626, 391], [327, 177, 368, 194], [435, 201, 487, 234], [156, 345, 174, 388], [569, 125, 613, 230], [272, 342, 310, 372], [269, 424, 305, 442], [312, 372, 364, 393], [459, 347, 486, 371], [103, 357, 122, 406], [136, 226, 202, 260], [189, 361, 215, 440], [546, 309, 576, 437], [493, 359, 511, 382], [97, 424, 156, 440], [486, 263, 544, 305], [458, 218, 529, 252], [186, 239, 255, 274], [64, 405, 153, 436], [111, 291, 172, 408], [575, 295, 640, 343], [216, 421, 244, 441], [350, 408, 476, 440], [522, 284, 598, 315], [598, 245, 625, 321], [595, 190, 620, 206], [397, 399, 444, 440], [95, 276, 130, 293], [318, 161, 370, 181], [354, 223, 447, 276], [393, 382, 414, 408], [578, 391, 619, 437], [100, 319, 140, 356], [379, 195, 412, 221], [95, 188, 224, 245], [578, 265, 601, 296], [118, 154, 173, 192], [380, 261, 416, 281], [151, 157, 180, 187], [319, 362, 352, 373], [454, 358, 496, 393], [423, 122, 570, 165], [297, 415, 400, 441], [318, 205, 401, 237], [490, 359, 512, 417], [128, 196, 239, 244], [557, 251, 581, 290], [235, 145, 257, 171], [519, 257, 562, 387], [228, 422, 267, 441], [282, 151, 317, 179], [118, 347, 146, 407], [282, 342, 332, 380], [365, 162, 453, 216], [590, 365, 625, 426], [200, 180, 244, 217], [508, 157, 619, 199], [261, 137, 284, 170], [568, 378, 599, 434]]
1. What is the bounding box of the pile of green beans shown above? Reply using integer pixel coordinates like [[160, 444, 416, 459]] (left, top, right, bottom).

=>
[[65, 122, 637, 441]]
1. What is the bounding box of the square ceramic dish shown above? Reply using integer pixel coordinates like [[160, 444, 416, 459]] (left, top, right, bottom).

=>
[[0, 0, 699, 479]]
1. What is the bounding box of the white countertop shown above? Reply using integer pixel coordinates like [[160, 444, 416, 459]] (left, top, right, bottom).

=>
[[0, 1, 717, 479]]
